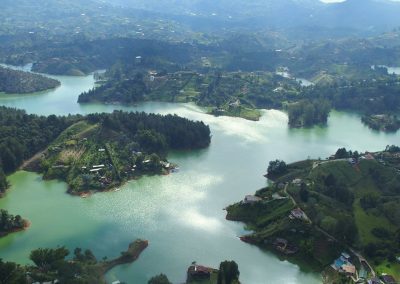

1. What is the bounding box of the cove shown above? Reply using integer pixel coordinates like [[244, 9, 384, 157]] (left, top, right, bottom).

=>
[[1, 73, 400, 283]]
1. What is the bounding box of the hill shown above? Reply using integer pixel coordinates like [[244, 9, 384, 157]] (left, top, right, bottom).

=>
[[0, 66, 60, 93], [226, 146, 400, 281], [34, 111, 211, 194]]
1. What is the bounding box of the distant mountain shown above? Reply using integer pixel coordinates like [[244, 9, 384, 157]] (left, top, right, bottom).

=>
[[2, 0, 400, 39], [103, 0, 400, 35]]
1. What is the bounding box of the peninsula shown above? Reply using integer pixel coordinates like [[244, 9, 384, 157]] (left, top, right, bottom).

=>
[[0, 66, 60, 94], [226, 146, 400, 283], [0, 239, 148, 283]]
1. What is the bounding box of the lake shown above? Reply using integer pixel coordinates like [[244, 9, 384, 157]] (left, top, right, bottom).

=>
[[0, 72, 399, 283]]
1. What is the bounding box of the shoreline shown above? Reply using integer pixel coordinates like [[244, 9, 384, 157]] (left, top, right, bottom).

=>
[[0, 219, 31, 238]]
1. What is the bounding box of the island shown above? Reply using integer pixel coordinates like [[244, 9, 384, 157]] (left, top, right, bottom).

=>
[[0, 66, 60, 94], [226, 146, 400, 283], [362, 114, 400, 132], [0, 239, 148, 283], [25, 111, 211, 195], [0, 209, 29, 238]]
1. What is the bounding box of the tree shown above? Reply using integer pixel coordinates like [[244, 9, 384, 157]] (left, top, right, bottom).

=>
[[30, 247, 69, 271], [267, 160, 287, 177], [217, 261, 240, 284], [0, 259, 25, 284], [148, 274, 171, 284], [335, 148, 349, 159], [299, 183, 309, 202]]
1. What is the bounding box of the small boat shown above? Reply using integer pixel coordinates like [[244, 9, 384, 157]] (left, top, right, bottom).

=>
[[114, 188, 121, 192], [171, 167, 180, 173]]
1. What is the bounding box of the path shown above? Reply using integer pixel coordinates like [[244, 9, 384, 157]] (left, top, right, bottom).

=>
[[19, 149, 46, 170]]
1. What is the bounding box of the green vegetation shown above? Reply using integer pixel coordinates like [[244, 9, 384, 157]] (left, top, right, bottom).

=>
[[226, 147, 400, 281], [0, 107, 210, 195], [38, 111, 210, 193], [362, 114, 400, 132], [148, 274, 172, 284], [266, 160, 288, 178], [217, 261, 240, 284], [79, 70, 297, 121], [150, 260, 240, 284], [0, 66, 60, 94], [0, 239, 148, 284], [287, 100, 331, 128], [0, 209, 27, 237], [0, 106, 76, 195]]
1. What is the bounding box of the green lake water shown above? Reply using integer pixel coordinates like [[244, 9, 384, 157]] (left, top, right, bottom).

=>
[[0, 72, 400, 283]]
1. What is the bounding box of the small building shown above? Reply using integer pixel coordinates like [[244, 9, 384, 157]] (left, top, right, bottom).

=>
[[243, 195, 262, 204], [290, 208, 306, 220], [93, 164, 105, 168], [98, 148, 106, 152], [364, 153, 375, 160], [367, 277, 382, 284], [292, 178, 302, 186], [341, 252, 351, 260], [187, 264, 211, 282], [381, 275, 397, 284], [342, 264, 356, 275]]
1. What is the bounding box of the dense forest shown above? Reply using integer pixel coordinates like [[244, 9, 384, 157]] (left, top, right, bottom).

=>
[[39, 111, 211, 193], [287, 100, 331, 128], [0, 66, 60, 94], [0, 209, 26, 237], [0, 107, 76, 194]]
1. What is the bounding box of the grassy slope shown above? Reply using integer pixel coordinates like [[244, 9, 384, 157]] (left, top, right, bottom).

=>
[[227, 154, 400, 279]]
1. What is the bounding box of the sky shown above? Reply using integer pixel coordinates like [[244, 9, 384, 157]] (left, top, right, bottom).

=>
[[320, 0, 400, 2]]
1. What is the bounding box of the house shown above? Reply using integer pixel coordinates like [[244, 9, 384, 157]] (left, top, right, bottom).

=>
[[93, 164, 105, 168], [341, 252, 351, 260], [292, 178, 302, 186], [342, 264, 356, 275], [273, 238, 298, 255], [367, 277, 382, 284], [348, 158, 356, 165], [381, 275, 397, 284], [229, 100, 240, 107], [243, 195, 262, 204], [187, 264, 211, 282], [290, 208, 306, 220], [331, 253, 357, 276], [364, 153, 375, 160]]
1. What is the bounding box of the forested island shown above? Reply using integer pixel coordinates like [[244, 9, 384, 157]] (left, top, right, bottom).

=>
[[0, 239, 148, 283], [227, 146, 400, 283], [0, 209, 28, 238], [36, 111, 211, 194], [0, 66, 60, 94], [0, 107, 210, 196]]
